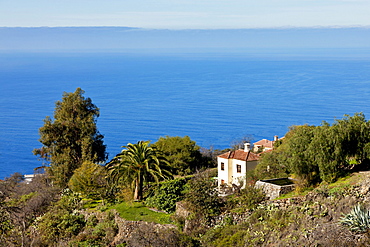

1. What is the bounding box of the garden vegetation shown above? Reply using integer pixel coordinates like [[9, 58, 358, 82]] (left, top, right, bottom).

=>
[[2, 88, 370, 246]]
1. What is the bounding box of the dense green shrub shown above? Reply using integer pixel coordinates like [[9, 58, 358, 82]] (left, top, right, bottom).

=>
[[225, 185, 265, 212], [201, 205, 300, 247], [184, 170, 223, 219], [183, 170, 224, 235], [69, 161, 111, 201], [73, 211, 118, 246], [0, 204, 12, 242], [145, 178, 187, 213], [37, 190, 86, 245], [151, 135, 208, 175]]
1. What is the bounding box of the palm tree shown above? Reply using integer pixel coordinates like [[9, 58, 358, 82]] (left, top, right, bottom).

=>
[[106, 141, 173, 200]]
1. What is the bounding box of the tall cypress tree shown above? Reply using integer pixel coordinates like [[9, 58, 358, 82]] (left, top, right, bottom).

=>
[[33, 88, 107, 187]]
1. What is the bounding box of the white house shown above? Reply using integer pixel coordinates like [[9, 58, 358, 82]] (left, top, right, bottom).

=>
[[253, 136, 279, 153], [217, 143, 259, 188]]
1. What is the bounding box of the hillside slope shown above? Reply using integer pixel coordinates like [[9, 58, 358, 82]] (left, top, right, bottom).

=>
[[201, 172, 370, 246]]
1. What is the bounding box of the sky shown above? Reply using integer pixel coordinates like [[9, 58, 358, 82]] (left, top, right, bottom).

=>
[[1, 0, 370, 29]]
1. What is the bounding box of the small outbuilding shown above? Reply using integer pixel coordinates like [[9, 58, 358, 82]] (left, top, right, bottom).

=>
[[255, 178, 296, 199]]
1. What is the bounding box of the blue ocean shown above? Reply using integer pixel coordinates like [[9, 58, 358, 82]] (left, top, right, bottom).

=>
[[1, 51, 370, 179]]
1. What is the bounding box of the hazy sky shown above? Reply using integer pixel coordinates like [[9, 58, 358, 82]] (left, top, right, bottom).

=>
[[1, 0, 369, 29]]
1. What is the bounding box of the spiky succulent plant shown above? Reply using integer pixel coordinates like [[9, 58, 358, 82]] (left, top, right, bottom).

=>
[[340, 204, 370, 233]]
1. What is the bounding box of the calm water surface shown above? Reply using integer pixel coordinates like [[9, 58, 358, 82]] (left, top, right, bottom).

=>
[[1, 51, 370, 178]]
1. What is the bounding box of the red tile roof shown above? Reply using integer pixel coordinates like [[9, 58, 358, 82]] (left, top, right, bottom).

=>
[[253, 139, 274, 148], [218, 150, 260, 161]]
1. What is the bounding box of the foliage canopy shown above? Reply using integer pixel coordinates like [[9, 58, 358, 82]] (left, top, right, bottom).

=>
[[257, 113, 370, 186], [184, 170, 223, 222], [145, 178, 187, 213], [106, 141, 173, 201], [152, 135, 206, 175], [33, 88, 107, 187], [68, 161, 112, 200]]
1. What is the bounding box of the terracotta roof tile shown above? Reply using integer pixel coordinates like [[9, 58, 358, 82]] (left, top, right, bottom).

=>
[[218, 150, 260, 161], [253, 139, 274, 148]]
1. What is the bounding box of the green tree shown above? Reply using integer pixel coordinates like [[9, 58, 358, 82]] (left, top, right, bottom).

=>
[[106, 141, 173, 201], [311, 113, 370, 183], [184, 170, 223, 226], [255, 125, 318, 186], [257, 113, 370, 186], [145, 178, 187, 213], [33, 88, 107, 188], [68, 161, 111, 200], [284, 124, 319, 186], [253, 149, 289, 181], [152, 135, 206, 175]]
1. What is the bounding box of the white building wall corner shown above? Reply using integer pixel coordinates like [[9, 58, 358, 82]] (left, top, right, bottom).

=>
[[217, 157, 229, 186]]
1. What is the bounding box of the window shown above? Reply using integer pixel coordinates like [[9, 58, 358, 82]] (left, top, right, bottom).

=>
[[221, 162, 225, 171], [236, 164, 241, 173]]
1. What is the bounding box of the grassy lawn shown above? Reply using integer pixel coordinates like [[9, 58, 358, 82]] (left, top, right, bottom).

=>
[[327, 173, 359, 188], [82, 198, 103, 209], [274, 187, 313, 200], [108, 201, 173, 225]]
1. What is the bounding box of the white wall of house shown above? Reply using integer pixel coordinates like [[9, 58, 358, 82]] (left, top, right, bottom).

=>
[[218, 157, 229, 186], [230, 159, 246, 186], [218, 157, 258, 188]]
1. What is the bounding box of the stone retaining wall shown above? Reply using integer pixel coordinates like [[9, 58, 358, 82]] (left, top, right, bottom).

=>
[[255, 178, 296, 199], [176, 201, 251, 233], [110, 210, 176, 245]]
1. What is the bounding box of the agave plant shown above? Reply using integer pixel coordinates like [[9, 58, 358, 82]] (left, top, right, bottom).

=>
[[339, 204, 370, 233]]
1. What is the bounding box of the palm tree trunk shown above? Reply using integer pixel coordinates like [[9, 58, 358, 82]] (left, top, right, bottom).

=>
[[134, 175, 143, 201]]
